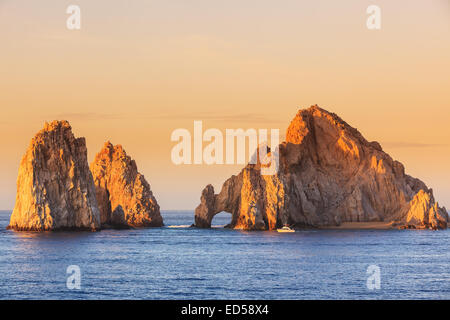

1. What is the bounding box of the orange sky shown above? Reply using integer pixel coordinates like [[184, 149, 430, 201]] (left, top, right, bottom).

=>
[[0, 0, 449, 210]]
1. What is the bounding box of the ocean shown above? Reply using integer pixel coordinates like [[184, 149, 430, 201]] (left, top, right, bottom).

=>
[[0, 210, 448, 299]]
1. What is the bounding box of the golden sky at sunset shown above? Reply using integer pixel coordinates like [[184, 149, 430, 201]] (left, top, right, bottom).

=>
[[0, 0, 449, 210]]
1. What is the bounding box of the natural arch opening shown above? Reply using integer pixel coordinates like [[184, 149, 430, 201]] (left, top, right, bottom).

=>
[[211, 211, 232, 228]]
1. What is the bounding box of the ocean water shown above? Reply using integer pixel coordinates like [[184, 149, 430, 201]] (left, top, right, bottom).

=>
[[0, 210, 448, 300]]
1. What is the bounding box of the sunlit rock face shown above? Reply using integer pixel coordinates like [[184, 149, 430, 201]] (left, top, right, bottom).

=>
[[195, 169, 284, 230], [195, 105, 448, 230], [8, 121, 101, 231], [400, 190, 448, 230], [90, 142, 163, 228]]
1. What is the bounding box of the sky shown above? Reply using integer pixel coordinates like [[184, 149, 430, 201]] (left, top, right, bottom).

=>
[[0, 0, 449, 210]]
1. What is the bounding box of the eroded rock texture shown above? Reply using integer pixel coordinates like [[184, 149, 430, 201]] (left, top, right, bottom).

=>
[[8, 121, 101, 231], [90, 142, 163, 228], [195, 105, 448, 230]]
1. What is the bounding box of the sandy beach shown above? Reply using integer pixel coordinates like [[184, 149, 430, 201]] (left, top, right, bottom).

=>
[[321, 222, 396, 230]]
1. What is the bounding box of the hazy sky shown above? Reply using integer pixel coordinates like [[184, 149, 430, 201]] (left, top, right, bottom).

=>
[[0, 0, 449, 210]]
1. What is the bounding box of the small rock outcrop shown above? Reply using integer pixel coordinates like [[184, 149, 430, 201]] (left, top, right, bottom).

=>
[[195, 105, 448, 230], [399, 190, 448, 229], [8, 121, 101, 231], [90, 142, 163, 228]]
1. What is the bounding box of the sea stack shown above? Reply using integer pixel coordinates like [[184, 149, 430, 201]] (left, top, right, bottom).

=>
[[195, 105, 448, 230], [8, 121, 101, 231], [90, 142, 163, 228]]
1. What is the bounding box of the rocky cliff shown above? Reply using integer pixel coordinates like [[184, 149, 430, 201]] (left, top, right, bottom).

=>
[[90, 142, 163, 228], [195, 105, 448, 230], [7, 121, 101, 231]]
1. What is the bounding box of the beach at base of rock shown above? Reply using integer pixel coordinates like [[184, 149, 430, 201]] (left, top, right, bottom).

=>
[[320, 222, 396, 230]]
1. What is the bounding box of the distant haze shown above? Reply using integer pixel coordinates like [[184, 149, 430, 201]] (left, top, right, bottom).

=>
[[0, 0, 449, 210]]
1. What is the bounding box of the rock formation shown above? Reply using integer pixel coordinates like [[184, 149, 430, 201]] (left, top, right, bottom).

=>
[[195, 105, 448, 230], [399, 190, 448, 229], [90, 142, 163, 228], [7, 121, 101, 231]]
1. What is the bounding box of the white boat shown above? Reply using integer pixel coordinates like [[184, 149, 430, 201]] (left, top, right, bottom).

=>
[[277, 226, 295, 233]]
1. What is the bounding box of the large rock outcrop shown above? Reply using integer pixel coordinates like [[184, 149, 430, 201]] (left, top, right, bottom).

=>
[[195, 105, 448, 230], [90, 142, 163, 228], [7, 121, 101, 231]]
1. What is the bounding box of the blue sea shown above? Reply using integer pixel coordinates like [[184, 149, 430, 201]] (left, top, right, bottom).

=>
[[0, 210, 448, 299]]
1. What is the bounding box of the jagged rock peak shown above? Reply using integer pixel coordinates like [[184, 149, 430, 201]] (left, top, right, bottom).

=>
[[8, 120, 101, 231], [90, 141, 163, 228], [195, 105, 448, 230], [286, 105, 374, 147]]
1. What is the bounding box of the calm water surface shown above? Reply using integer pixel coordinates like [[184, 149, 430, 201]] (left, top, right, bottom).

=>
[[0, 210, 448, 299]]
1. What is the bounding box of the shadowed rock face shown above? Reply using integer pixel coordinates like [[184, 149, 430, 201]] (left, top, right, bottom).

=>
[[7, 121, 101, 231], [195, 105, 448, 230], [90, 142, 163, 228]]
